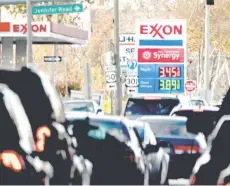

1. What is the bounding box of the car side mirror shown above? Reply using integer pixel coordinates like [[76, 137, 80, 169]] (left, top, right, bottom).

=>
[[97, 109, 102, 114], [144, 144, 159, 155]]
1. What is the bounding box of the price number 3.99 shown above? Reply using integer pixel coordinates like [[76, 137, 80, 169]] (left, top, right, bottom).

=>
[[159, 79, 180, 90]]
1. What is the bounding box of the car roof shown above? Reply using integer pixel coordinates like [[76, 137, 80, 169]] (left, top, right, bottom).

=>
[[174, 106, 219, 112], [129, 94, 181, 99], [65, 111, 123, 122], [63, 99, 94, 103], [137, 115, 187, 122]]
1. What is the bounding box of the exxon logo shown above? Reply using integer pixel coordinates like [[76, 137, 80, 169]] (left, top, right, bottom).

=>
[[140, 24, 183, 39]]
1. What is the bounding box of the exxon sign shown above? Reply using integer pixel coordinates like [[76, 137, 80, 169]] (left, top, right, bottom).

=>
[[136, 20, 186, 43]]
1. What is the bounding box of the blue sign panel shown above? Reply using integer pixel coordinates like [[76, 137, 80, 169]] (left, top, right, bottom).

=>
[[138, 64, 155, 78], [138, 64, 185, 94], [138, 79, 155, 93]]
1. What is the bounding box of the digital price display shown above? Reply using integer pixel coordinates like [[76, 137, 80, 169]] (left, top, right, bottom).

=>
[[159, 79, 181, 91], [138, 64, 185, 94], [159, 67, 181, 78], [155, 64, 184, 93]]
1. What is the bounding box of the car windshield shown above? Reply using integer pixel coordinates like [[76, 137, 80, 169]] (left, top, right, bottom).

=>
[[125, 98, 180, 116], [138, 118, 190, 136], [92, 120, 131, 142], [64, 101, 95, 112], [191, 100, 206, 106], [69, 118, 130, 142]]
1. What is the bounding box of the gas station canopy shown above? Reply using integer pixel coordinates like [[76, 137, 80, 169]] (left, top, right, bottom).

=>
[[0, 22, 88, 44], [1, 0, 73, 4]]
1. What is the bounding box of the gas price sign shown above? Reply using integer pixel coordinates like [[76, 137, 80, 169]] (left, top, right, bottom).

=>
[[138, 64, 184, 94], [155, 64, 184, 93]]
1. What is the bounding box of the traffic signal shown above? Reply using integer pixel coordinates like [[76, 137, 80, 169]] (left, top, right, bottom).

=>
[[207, 0, 214, 5]]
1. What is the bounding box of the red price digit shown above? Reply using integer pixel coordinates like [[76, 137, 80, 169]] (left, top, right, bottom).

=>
[[159, 67, 165, 77], [172, 67, 177, 77], [176, 67, 181, 77], [165, 67, 172, 77]]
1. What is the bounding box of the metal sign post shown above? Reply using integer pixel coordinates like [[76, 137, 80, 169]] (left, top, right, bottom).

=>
[[84, 63, 92, 99], [114, 0, 122, 115], [204, 4, 211, 102], [26, 0, 33, 66]]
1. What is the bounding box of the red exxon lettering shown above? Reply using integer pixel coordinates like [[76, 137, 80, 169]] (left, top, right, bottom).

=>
[[140, 24, 182, 39]]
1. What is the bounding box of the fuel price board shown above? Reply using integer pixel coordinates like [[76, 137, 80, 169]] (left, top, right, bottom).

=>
[[138, 64, 185, 94]]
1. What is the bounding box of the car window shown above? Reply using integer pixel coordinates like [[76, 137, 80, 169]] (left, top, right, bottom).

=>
[[191, 100, 206, 106], [127, 126, 142, 148], [139, 118, 190, 136], [135, 126, 145, 142], [125, 98, 180, 116], [64, 102, 95, 112], [90, 119, 131, 142]]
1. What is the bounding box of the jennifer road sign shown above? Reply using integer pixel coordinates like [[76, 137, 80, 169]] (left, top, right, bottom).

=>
[[32, 4, 83, 15]]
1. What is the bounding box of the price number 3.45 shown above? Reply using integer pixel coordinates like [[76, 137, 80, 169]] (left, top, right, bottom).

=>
[[159, 79, 180, 90], [125, 76, 138, 87]]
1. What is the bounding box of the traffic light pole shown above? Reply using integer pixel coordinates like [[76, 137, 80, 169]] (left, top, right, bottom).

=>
[[204, 4, 211, 102], [114, 0, 122, 115]]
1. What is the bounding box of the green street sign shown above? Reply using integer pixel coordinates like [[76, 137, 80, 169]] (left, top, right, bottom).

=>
[[32, 3, 83, 15]]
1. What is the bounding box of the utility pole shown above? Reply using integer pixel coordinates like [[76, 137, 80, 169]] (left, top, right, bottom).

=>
[[114, 0, 122, 115], [203, 3, 211, 102], [84, 63, 92, 99], [83, 3, 92, 100], [26, 0, 33, 66], [0, 5, 2, 66]]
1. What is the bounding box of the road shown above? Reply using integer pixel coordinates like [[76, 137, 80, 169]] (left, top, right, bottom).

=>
[[169, 179, 190, 185]]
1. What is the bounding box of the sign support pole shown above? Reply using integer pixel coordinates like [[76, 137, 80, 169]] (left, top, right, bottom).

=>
[[84, 63, 92, 99], [204, 4, 211, 102], [114, 0, 122, 115], [65, 58, 68, 98], [26, 0, 33, 66]]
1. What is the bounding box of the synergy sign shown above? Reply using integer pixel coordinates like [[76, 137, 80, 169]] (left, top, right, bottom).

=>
[[136, 19, 187, 94]]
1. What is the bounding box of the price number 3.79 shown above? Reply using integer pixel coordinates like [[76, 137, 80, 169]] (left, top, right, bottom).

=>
[[159, 79, 180, 90]]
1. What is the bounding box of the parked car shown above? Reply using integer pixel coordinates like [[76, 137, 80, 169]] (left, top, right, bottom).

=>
[[123, 94, 191, 120], [131, 121, 170, 184], [190, 115, 230, 185], [63, 100, 103, 114], [170, 107, 219, 138], [137, 115, 206, 179], [0, 84, 46, 185], [65, 111, 146, 185], [190, 98, 209, 107], [0, 67, 73, 185]]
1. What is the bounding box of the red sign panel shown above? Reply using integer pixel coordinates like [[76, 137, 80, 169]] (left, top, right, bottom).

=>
[[138, 48, 184, 63], [185, 80, 196, 92]]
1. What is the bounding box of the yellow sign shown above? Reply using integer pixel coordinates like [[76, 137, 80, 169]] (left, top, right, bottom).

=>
[[103, 99, 111, 114]]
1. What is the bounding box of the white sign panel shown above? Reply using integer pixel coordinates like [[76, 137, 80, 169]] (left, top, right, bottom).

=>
[[119, 34, 135, 67], [127, 87, 137, 94], [107, 83, 116, 90], [104, 65, 115, 72], [135, 19, 187, 43], [119, 34, 135, 43], [105, 71, 116, 83], [125, 76, 138, 87]]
